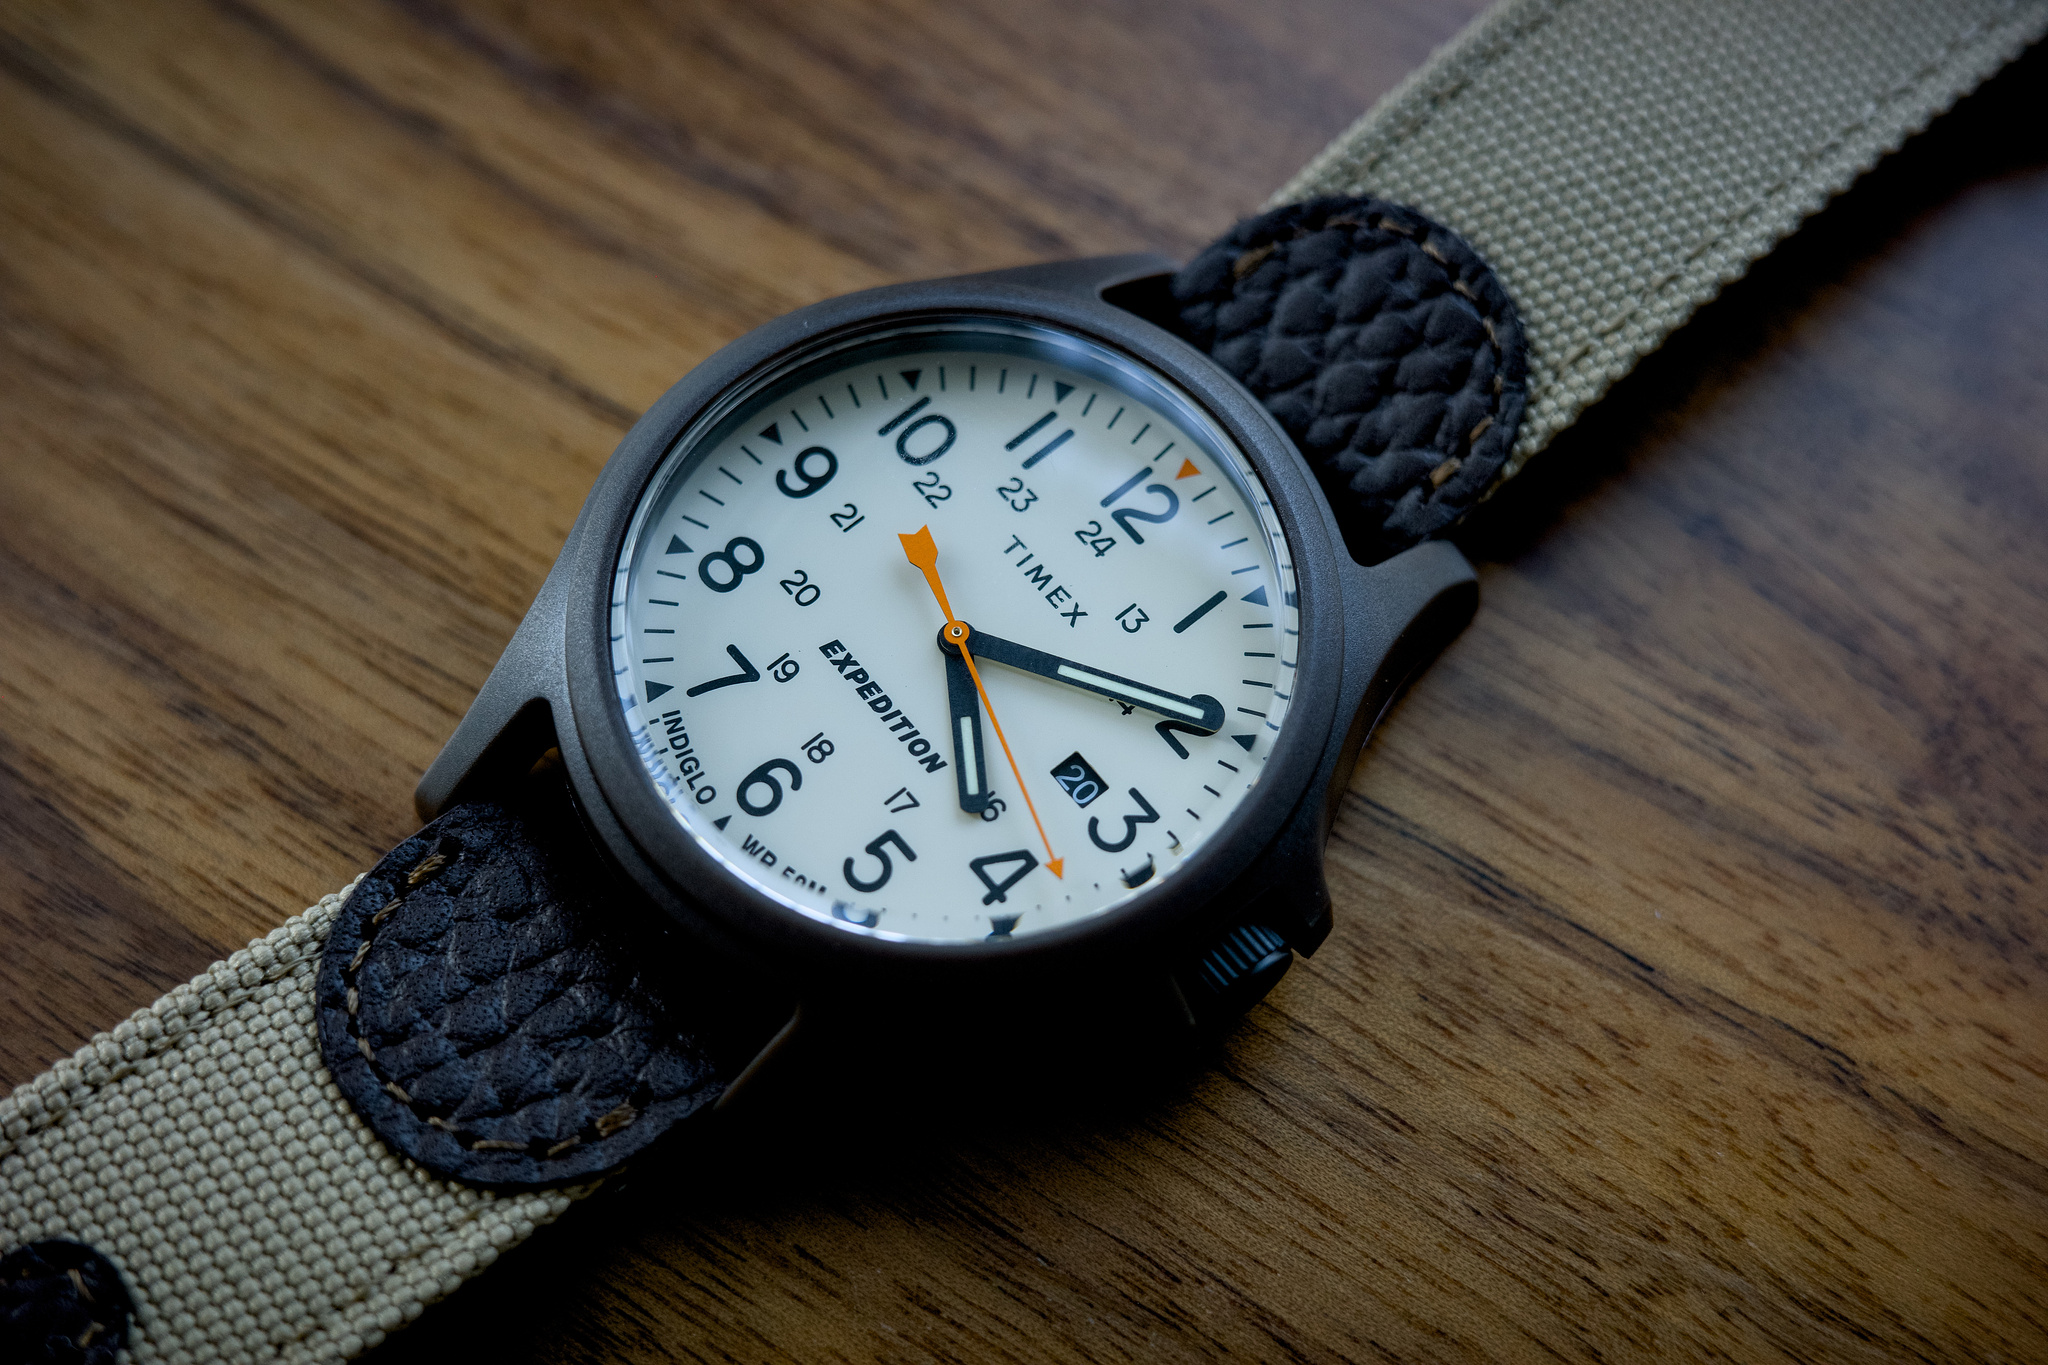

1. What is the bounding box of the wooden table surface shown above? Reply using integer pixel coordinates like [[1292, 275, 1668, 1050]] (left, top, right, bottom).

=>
[[4, 2, 2046, 1360]]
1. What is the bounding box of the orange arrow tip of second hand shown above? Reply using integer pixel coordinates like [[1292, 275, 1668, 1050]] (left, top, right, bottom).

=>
[[1046, 858, 1064, 878], [898, 525, 936, 566]]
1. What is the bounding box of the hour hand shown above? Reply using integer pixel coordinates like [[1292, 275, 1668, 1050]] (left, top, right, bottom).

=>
[[941, 634, 993, 814], [948, 627, 1225, 734]]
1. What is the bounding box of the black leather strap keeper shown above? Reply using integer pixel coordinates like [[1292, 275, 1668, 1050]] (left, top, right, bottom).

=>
[[0, 1239, 133, 1365], [1166, 194, 1528, 564], [313, 766, 786, 1190]]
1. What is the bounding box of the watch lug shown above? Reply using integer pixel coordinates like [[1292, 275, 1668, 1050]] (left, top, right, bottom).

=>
[[1188, 538, 1477, 982], [1326, 539, 1478, 812], [414, 558, 574, 821], [941, 253, 1179, 304]]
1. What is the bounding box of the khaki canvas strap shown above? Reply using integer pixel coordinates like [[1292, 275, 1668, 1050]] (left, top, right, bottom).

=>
[[0, 887, 590, 1362], [1273, 0, 2048, 482]]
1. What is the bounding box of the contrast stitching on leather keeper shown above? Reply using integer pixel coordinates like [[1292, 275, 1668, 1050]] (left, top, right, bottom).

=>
[[1168, 194, 1529, 563], [313, 777, 769, 1191]]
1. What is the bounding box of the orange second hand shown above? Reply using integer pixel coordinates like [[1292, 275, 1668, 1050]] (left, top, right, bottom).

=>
[[900, 524, 1062, 879], [957, 639, 1063, 878]]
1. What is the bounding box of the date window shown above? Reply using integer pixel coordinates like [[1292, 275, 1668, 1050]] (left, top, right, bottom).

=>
[[1051, 751, 1107, 808]]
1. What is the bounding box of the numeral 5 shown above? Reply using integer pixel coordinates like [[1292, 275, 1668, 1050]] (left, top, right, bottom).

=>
[[844, 828, 917, 894]]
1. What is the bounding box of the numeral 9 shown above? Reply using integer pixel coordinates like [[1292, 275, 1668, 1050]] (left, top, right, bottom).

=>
[[776, 446, 839, 498]]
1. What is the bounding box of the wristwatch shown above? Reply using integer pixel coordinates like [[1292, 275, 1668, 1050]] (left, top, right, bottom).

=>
[[6, 0, 2043, 1360]]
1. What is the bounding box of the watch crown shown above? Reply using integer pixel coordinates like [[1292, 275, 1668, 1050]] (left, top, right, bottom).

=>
[[1186, 922, 1293, 1020]]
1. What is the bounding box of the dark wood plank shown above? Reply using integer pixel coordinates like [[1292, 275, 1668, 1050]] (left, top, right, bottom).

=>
[[2, 1, 2043, 1360]]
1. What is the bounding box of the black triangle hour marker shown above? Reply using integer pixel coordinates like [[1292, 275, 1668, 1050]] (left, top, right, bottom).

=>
[[1241, 585, 1269, 606], [988, 915, 1020, 939], [646, 681, 673, 703], [713, 815, 731, 830], [1232, 734, 1256, 751], [665, 534, 692, 555], [900, 369, 922, 390], [1054, 381, 1074, 403], [759, 422, 782, 445]]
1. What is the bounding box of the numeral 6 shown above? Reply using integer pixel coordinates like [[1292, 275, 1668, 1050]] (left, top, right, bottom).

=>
[[736, 757, 804, 816]]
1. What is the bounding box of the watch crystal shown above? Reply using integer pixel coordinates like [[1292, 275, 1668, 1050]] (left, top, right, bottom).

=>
[[612, 321, 1298, 944]]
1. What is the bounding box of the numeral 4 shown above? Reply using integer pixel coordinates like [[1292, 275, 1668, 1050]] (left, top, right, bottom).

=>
[[969, 849, 1038, 905]]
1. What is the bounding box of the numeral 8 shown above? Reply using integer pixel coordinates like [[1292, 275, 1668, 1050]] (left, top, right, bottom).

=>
[[699, 536, 766, 593]]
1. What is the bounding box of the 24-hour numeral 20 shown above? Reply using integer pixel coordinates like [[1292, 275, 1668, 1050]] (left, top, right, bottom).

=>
[[779, 569, 821, 605]]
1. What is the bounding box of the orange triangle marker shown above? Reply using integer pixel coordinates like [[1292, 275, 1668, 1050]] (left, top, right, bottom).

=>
[[1175, 458, 1200, 479]]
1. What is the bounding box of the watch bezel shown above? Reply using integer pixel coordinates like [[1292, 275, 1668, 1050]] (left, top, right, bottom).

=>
[[558, 264, 1348, 991]]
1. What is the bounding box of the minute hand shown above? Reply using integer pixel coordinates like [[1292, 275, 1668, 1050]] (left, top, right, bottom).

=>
[[952, 628, 1224, 734]]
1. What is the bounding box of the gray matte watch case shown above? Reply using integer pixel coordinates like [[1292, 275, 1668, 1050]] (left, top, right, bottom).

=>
[[414, 255, 1476, 1031]]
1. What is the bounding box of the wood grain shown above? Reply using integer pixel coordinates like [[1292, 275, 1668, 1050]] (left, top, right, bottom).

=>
[[2, 2, 2044, 1360]]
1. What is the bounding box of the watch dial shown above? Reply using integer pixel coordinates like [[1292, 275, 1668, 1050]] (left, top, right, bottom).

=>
[[611, 320, 1299, 944]]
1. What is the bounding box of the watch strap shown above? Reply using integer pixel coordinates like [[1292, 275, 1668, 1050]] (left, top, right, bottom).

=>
[[1182, 0, 2048, 557], [1, 883, 585, 1363], [1, 768, 787, 1361]]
